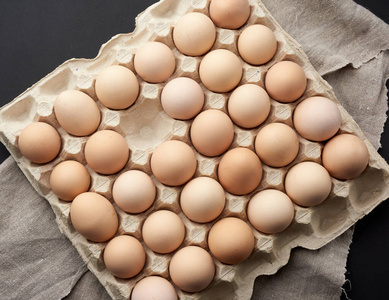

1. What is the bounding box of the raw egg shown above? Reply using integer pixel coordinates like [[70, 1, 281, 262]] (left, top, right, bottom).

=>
[[131, 276, 177, 300], [208, 217, 254, 264], [18, 122, 61, 164], [95, 65, 139, 110], [54, 90, 100, 136], [218, 147, 263, 195], [50, 160, 90, 201], [209, 0, 251, 29], [169, 246, 215, 293], [190, 109, 234, 157], [322, 134, 369, 180], [150, 140, 197, 186]]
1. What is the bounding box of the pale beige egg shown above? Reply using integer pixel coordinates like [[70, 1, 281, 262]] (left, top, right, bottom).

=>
[[18, 122, 61, 164], [247, 189, 295, 234], [190, 109, 234, 157], [142, 210, 185, 254], [199, 49, 242, 93], [238, 24, 277, 65], [169, 246, 215, 293], [134, 42, 175, 83], [84, 130, 129, 175], [255, 122, 299, 167], [173, 12, 216, 56], [131, 276, 177, 300], [150, 140, 197, 186], [285, 161, 332, 207], [208, 217, 254, 264], [209, 0, 251, 29], [54, 90, 100, 136], [103, 235, 145, 279], [95, 65, 139, 110], [50, 160, 90, 201], [112, 170, 156, 213], [70, 192, 118, 242], [322, 134, 369, 180], [228, 84, 271, 128], [265, 61, 307, 103]]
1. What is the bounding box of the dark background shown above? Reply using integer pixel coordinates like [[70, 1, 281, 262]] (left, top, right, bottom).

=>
[[0, 1, 388, 299]]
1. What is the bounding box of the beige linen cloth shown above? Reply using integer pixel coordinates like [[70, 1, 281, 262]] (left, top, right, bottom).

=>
[[1, 0, 388, 299]]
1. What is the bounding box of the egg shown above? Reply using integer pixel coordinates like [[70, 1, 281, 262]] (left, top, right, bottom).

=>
[[208, 217, 254, 264], [161, 77, 204, 120], [254, 123, 299, 167], [322, 134, 369, 180], [227, 84, 271, 128], [169, 246, 215, 293], [70, 192, 118, 242], [150, 140, 197, 186], [237, 24, 277, 65], [103, 235, 145, 279], [84, 130, 129, 175], [199, 49, 242, 93], [112, 170, 156, 214], [18, 122, 61, 164], [54, 90, 101, 136], [173, 12, 216, 56], [142, 210, 185, 254], [218, 147, 263, 195], [180, 176, 225, 223], [285, 161, 332, 207], [134, 42, 175, 83], [209, 0, 251, 29], [190, 109, 234, 157], [49, 160, 90, 201], [293, 96, 342, 142], [247, 189, 295, 234], [95, 65, 139, 110], [265, 61, 307, 103], [131, 276, 177, 300]]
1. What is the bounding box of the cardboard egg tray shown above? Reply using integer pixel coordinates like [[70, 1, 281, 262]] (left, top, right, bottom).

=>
[[1, 0, 389, 299]]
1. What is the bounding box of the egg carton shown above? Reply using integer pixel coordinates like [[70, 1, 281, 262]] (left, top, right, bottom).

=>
[[1, 0, 389, 299]]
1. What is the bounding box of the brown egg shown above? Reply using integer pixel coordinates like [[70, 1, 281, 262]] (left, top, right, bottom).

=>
[[173, 12, 216, 56], [322, 134, 369, 180], [134, 42, 175, 83], [161, 77, 204, 120], [180, 176, 225, 223], [255, 123, 299, 167], [54, 90, 101, 136], [218, 147, 263, 195], [70, 192, 118, 242], [293, 96, 342, 142], [95, 65, 139, 110], [103, 235, 145, 279], [18, 122, 61, 164], [112, 170, 156, 214], [84, 130, 129, 175], [131, 276, 178, 300], [208, 217, 254, 264], [150, 140, 197, 186], [285, 161, 332, 207], [265, 61, 307, 103], [227, 84, 271, 128], [169, 246, 215, 293], [50, 160, 90, 201], [247, 189, 295, 234], [238, 24, 277, 65], [199, 49, 242, 93], [190, 109, 234, 157], [142, 210, 185, 254], [209, 0, 251, 29]]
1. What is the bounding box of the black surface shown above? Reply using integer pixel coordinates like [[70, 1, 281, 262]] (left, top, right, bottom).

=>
[[0, 1, 388, 300]]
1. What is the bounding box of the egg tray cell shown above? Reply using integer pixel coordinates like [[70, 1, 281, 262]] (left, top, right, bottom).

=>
[[1, 0, 389, 299]]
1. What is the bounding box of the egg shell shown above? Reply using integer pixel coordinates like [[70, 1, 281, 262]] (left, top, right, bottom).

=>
[[209, 0, 250, 29], [18, 122, 61, 164], [131, 276, 177, 300], [54, 90, 101, 136]]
